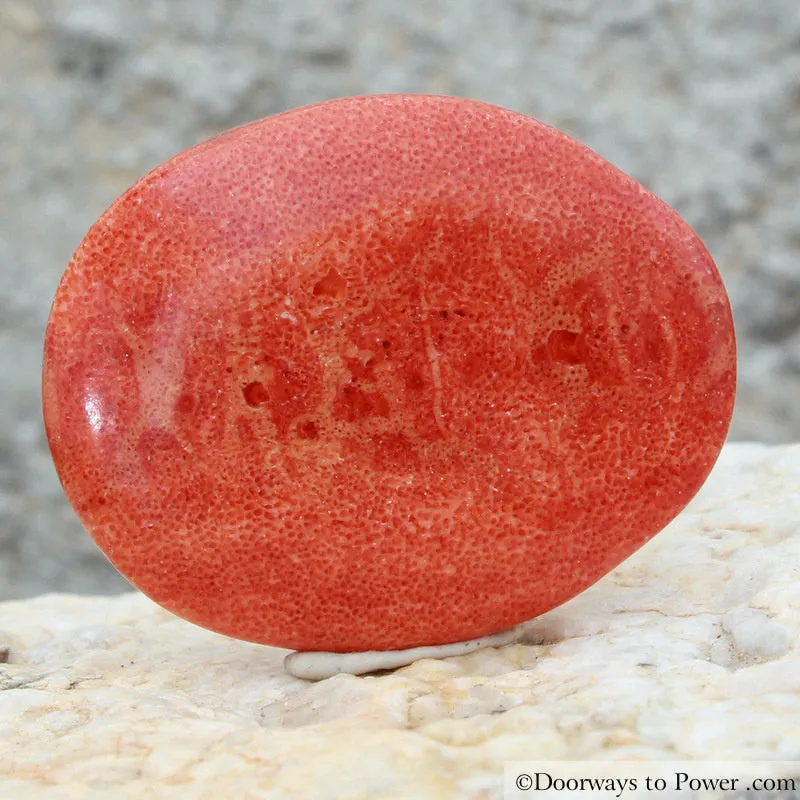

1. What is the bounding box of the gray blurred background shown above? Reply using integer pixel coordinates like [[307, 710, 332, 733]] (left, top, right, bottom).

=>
[[2, 0, 799, 601]]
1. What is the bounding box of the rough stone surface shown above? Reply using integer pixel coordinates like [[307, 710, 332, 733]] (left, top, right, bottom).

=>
[[1, 443, 798, 798], [2, 1, 799, 597]]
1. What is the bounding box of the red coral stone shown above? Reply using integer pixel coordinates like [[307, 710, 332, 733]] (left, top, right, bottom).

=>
[[42, 95, 736, 652]]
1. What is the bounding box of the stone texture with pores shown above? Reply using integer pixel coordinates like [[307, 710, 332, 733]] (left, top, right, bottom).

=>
[[5, 1, 798, 604], [42, 95, 735, 652]]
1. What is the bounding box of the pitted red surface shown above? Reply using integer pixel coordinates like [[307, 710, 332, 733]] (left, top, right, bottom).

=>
[[42, 95, 736, 652]]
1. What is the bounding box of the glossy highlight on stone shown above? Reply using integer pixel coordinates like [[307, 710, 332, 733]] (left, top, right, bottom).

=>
[[42, 95, 736, 653]]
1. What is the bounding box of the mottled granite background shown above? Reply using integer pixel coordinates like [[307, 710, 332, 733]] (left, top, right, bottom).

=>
[[2, 0, 799, 600]]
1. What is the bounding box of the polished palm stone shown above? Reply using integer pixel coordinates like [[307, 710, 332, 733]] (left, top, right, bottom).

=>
[[42, 95, 736, 653]]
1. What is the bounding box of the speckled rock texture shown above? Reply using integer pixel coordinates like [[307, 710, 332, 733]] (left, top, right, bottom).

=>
[[1, 443, 798, 799], [2, 1, 799, 597], [41, 94, 736, 653]]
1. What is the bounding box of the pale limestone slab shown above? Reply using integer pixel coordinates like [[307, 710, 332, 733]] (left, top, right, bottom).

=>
[[1, 443, 798, 799]]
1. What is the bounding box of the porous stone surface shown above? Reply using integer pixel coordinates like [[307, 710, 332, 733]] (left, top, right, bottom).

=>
[[42, 94, 736, 654], [1, 443, 798, 799], [2, 1, 799, 593]]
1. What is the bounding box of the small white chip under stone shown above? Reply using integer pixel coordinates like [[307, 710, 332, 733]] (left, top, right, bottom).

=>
[[283, 625, 524, 680]]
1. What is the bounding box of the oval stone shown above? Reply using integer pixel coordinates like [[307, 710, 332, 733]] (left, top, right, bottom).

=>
[[42, 95, 736, 652]]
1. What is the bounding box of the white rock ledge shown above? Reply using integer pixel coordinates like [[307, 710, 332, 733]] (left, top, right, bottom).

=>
[[1, 443, 799, 799]]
